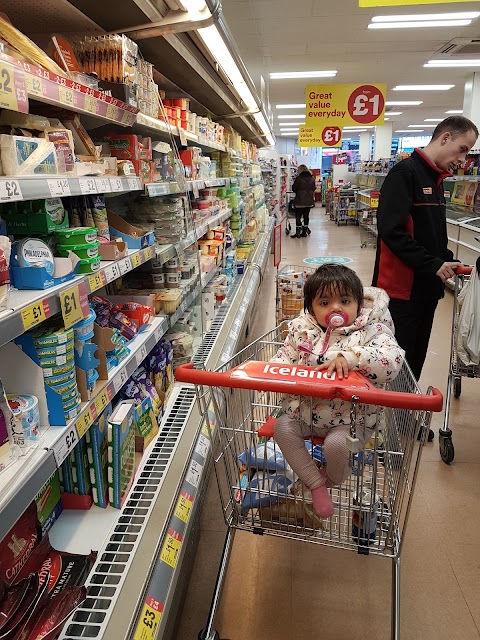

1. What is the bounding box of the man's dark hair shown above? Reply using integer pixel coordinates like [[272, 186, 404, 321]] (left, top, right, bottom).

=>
[[304, 264, 364, 313], [431, 116, 479, 141]]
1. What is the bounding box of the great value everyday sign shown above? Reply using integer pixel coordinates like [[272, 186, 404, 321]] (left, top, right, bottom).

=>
[[299, 83, 386, 147]]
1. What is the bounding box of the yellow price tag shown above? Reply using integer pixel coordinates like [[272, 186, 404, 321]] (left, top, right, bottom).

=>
[[59, 85, 75, 108], [84, 94, 97, 114], [144, 247, 154, 261], [106, 103, 118, 120], [160, 529, 182, 568], [21, 300, 48, 331], [94, 389, 109, 417], [121, 110, 132, 125], [175, 491, 194, 524], [88, 272, 105, 293], [132, 253, 142, 268], [75, 408, 94, 438], [60, 282, 89, 329], [370, 198, 379, 208], [25, 74, 43, 97], [133, 598, 163, 640], [201, 423, 209, 437], [0, 62, 27, 112]]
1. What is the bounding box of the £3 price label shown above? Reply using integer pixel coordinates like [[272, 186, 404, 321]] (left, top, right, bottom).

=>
[[160, 529, 183, 568], [21, 299, 50, 330], [133, 597, 163, 640], [60, 282, 89, 329], [174, 490, 194, 524]]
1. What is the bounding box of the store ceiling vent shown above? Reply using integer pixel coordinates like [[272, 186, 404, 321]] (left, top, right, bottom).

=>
[[433, 38, 480, 58]]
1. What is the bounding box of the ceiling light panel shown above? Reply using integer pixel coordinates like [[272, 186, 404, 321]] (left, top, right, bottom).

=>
[[279, 122, 305, 126], [393, 85, 454, 90], [425, 60, 480, 67], [409, 124, 436, 127], [371, 12, 480, 22], [369, 20, 471, 29], [446, 110, 463, 114], [276, 104, 306, 109], [386, 101, 423, 106], [277, 114, 305, 119], [425, 119, 442, 122], [396, 129, 424, 132], [385, 111, 403, 115], [270, 71, 337, 79]]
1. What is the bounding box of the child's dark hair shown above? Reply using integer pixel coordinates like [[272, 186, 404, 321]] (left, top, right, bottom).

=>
[[304, 264, 364, 313]]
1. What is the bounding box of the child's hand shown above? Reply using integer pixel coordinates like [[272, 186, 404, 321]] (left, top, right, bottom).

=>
[[316, 355, 349, 379]]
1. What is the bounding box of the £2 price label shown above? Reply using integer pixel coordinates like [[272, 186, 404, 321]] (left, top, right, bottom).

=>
[[0, 179, 23, 202], [79, 177, 97, 195], [59, 85, 75, 108], [60, 282, 89, 329], [160, 529, 182, 568], [133, 597, 163, 640], [52, 425, 79, 466], [0, 62, 28, 113]]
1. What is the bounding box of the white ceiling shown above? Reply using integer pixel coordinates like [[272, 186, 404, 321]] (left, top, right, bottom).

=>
[[222, 0, 480, 139]]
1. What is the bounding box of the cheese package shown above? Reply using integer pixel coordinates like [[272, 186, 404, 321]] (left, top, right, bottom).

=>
[[41, 127, 76, 174], [0, 135, 58, 176], [107, 401, 135, 509], [63, 115, 99, 158]]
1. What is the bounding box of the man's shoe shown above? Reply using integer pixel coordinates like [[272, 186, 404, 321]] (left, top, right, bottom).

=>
[[301, 227, 308, 237]]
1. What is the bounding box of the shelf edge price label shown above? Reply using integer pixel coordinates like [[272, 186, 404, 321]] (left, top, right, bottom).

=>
[[84, 94, 97, 114], [94, 389, 110, 417], [95, 177, 110, 193], [131, 253, 142, 269], [174, 490, 194, 524], [144, 246, 154, 261], [160, 529, 182, 569], [74, 408, 94, 440], [128, 177, 140, 191], [59, 85, 75, 109], [48, 178, 71, 198], [25, 74, 44, 98], [0, 179, 23, 202], [195, 433, 210, 459], [0, 62, 28, 113], [52, 425, 78, 466], [106, 103, 118, 121], [79, 177, 97, 195], [60, 281, 89, 329], [104, 263, 120, 283], [88, 271, 106, 293], [185, 459, 202, 489], [133, 597, 163, 640], [113, 368, 129, 395], [119, 257, 132, 276], [110, 177, 123, 192], [136, 344, 148, 366], [21, 298, 50, 330]]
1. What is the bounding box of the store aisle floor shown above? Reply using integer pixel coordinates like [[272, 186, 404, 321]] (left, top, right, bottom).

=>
[[178, 206, 480, 640]]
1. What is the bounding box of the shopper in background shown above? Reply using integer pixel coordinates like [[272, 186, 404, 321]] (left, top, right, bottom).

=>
[[292, 164, 315, 237], [372, 116, 478, 440], [272, 264, 404, 517]]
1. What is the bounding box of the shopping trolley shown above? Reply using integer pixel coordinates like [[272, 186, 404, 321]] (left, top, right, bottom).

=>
[[439, 264, 479, 464], [176, 323, 443, 640], [358, 209, 378, 248], [275, 264, 315, 324]]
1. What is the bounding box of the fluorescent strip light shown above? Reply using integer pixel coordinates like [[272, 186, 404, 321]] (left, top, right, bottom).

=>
[[279, 122, 305, 126], [344, 125, 375, 129], [409, 124, 436, 127], [280, 133, 299, 136], [386, 101, 423, 106], [370, 20, 471, 29], [276, 104, 306, 109], [384, 118, 390, 121], [393, 85, 454, 91], [385, 111, 403, 115], [425, 119, 442, 122], [425, 60, 480, 67], [446, 110, 463, 114], [270, 70, 337, 79], [371, 12, 480, 22], [342, 129, 368, 132], [278, 114, 306, 119], [342, 138, 352, 141], [396, 129, 424, 132]]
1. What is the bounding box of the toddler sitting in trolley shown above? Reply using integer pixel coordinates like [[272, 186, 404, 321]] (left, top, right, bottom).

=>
[[271, 263, 405, 518]]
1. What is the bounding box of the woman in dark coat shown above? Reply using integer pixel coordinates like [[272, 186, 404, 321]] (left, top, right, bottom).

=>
[[291, 164, 315, 237]]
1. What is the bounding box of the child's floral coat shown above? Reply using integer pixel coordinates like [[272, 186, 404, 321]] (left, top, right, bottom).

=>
[[271, 287, 405, 430]]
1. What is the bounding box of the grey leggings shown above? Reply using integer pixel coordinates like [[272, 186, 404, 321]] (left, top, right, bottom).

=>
[[274, 413, 371, 489]]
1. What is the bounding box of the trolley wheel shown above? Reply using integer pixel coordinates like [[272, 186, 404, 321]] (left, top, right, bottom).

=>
[[439, 433, 455, 465], [454, 376, 462, 399], [198, 630, 220, 640]]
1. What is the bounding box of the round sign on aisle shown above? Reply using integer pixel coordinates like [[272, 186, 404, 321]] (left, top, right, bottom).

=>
[[304, 256, 352, 265], [347, 85, 385, 125], [322, 126, 342, 146]]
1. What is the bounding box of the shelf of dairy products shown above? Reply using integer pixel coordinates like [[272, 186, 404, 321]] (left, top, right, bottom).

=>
[[145, 177, 232, 198]]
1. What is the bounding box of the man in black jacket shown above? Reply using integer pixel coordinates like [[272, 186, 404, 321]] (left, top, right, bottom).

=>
[[373, 116, 478, 418]]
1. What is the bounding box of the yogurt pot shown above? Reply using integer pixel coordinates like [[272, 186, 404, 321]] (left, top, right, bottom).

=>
[[7, 394, 40, 444], [152, 272, 166, 287], [77, 255, 102, 274], [11, 238, 54, 275], [55, 227, 98, 246], [38, 350, 75, 368], [42, 361, 76, 379], [43, 367, 76, 387], [36, 340, 75, 359], [57, 241, 100, 260], [33, 326, 74, 346], [73, 308, 96, 340], [64, 401, 81, 421], [166, 271, 182, 286]]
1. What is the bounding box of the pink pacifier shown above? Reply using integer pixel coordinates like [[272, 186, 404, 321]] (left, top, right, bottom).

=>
[[325, 311, 348, 328]]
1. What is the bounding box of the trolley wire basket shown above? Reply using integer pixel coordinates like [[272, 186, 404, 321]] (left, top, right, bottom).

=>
[[176, 323, 443, 640], [439, 265, 480, 464], [275, 264, 315, 324], [358, 209, 378, 248]]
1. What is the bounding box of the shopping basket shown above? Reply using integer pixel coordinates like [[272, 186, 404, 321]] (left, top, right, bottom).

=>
[[176, 323, 443, 640], [439, 265, 479, 464], [275, 264, 315, 324]]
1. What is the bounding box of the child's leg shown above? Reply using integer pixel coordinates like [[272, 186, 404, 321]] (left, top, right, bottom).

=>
[[322, 424, 352, 486], [275, 414, 333, 518]]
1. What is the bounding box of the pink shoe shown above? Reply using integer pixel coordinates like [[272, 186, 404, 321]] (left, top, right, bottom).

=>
[[310, 484, 334, 518]]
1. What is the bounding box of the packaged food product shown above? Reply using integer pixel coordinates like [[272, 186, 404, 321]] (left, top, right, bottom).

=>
[[57, 241, 99, 260], [72, 437, 91, 496], [0, 380, 15, 471], [112, 302, 153, 328], [41, 128, 75, 174], [0, 572, 40, 637], [77, 255, 101, 274], [55, 227, 97, 246], [7, 394, 40, 446], [50, 34, 82, 73], [10, 239, 54, 275], [0, 236, 11, 311], [109, 311, 138, 340], [107, 401, 135, 509], [72, 308, 96, 340], [0, 503, 42, 585], [21, 585, 87, 640], [30, 198, 67, 231], [88, 194, 110, 242], [0, 136, 57, 176], [86, 404, 112, 508]]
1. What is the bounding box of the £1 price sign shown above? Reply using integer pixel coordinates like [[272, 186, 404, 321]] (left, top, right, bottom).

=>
[[348, 85, 385, 125], [60, 281, 90, 328], [322, 126, 342, 147]]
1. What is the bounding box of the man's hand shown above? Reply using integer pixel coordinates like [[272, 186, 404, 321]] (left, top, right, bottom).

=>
[[316, 355, 349, 379], [436, 262, 458, 283]]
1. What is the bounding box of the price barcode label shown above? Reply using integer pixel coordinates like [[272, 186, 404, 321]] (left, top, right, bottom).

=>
[[104, 263, 121, 282], [79, 177, 97, 195], [21, 299, 49, 331], [195, 434, 210, 459], [174, 490, 194, 524], [110, 177, 123, 192], [160, 529, 182, 568], [52, 425, 78, 466], [84, 94, 97, 114], [113, 368, 129, 394], [131, 253, 142, 268], [192, 183, 200, 199], [0, 179, 23, 202], [59, 85, 75, 108], [95, 177, 110, 193], [128, 177, 140, 191], [119, 257, 132, 276], [178, 127, 188, 147], [48, 178, 71, 197], [75, 408, 94, 439], [133, 598, 163, 640], [186, 459, 203, 488]]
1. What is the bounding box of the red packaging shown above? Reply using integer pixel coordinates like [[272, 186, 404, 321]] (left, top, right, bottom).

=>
[[0, 504, 42, 586], [105, 135, 152, 161], [131, 159, 154, 184], [20, 586, 86, 640], [113, 302, 154, 328], [0, 573, 39, 637]]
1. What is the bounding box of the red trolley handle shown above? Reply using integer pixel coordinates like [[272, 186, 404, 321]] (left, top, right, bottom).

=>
[[455, 265, 473, 276], [175, 362, 443, 412]]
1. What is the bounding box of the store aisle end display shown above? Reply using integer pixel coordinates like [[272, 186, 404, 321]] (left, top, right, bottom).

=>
[[0, 11, 273, 639]]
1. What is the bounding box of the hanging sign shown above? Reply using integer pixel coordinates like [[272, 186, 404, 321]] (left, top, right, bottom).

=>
[[302, 83, 387, 148], [360, 0, 476, 5]]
